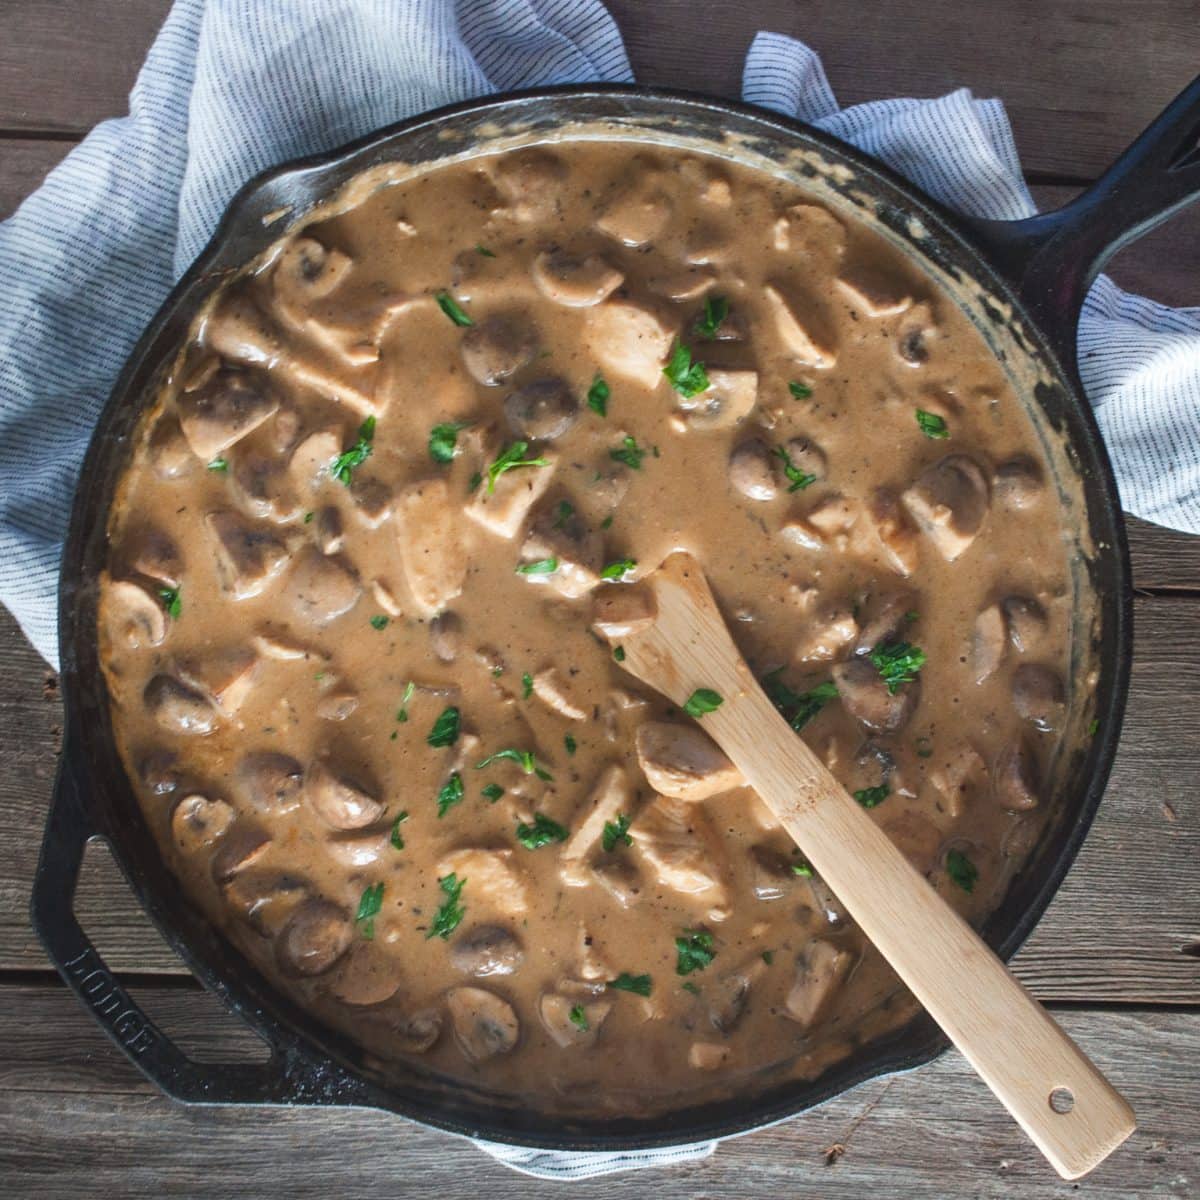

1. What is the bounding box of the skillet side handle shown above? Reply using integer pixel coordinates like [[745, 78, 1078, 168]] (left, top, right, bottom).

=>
[[962, 73, 1200, 375], [30, 752, 355, 1108]]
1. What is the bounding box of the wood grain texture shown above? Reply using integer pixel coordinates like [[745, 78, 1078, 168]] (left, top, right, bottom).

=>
[[3, 0, 1200, 181], [0, 983, 1194, 1198], [0, 139, 71, 221]]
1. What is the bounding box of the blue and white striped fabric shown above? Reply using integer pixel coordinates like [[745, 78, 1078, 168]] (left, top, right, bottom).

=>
[[0, 4, 1196, 1175]]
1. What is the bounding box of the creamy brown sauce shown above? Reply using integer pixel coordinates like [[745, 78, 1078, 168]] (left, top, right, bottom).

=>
[[98, 141, 1074, 1115]]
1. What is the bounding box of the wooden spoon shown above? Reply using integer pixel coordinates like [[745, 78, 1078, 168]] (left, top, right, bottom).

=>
[[593, 551, 1135, 1180]]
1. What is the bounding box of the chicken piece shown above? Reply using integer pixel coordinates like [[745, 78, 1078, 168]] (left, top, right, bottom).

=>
[[631, 794, 729, 916], [148, 415, 194, 479], [438, 847, 530, 917], [901, 454, 991, 561], [635, 722, 743, 801], [230, 450, 302, 524], [590, 856, 644, 908], [794, 606, 858, 664], [491, 150, 567, 222], [1012, 664, 1065, 732], [284, 547, 361, 627], [539, 992, 612, 1048], [176, 367, 280, 461], [288, 429, 342, 497], [100, 576, 167, 649], [584, 301, 675, 389], [206, 511, 291, 599], [762, 284, 837, 368], [123, 527, 182, 588], [784, 940, 857, 1029], [395, 477, 467, 615], [835, 264, 912, 317], [532, 250, 624, 308], [782, 494, 860, 554], [446, 987, 520, 1062], [210, 821, 272, 884], [251, 628, 322, 661], [930, 743, 986, 819], [176, 646, 261, 716], [689, 1042, 731, 1070], [647, 266, 716, 302], [518, 497, 603, 599], [531, 668, 588, 720], [465, 447, 558, 540], [1003, 595, 1048, 653], [596, 182, 671, 247], [560, 765, 634, 887], [971, 603, 1008, 684], [677, 369, 758, 430], [771, 203, 846, 263], [144, 675, 218, 736], [863, 488, 920, 577]]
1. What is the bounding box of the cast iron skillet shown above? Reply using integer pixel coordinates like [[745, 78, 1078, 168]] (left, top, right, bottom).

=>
[[31, 79, 1200, 1150]]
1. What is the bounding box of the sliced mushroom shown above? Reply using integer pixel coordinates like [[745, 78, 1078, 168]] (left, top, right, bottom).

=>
[[288, 429, 342, 496], [531, 250, 624, 307], [223, 870, 309, 937], [276, 899, 353, 977], [491, 149, 567, 222], [519, 501, 603, 600], [176, 646, 261, 716], [795, 605, 859, 664], [236, 751, 304, 814], [590, 855, 643, 908], [205, 510, 291, 599], [350, 475, 393, 528], [397, 476, 468, 613], [835, 263, 912, 317], [324, 825, 391, 868], [539, 992, 611, 1048], [896, 301, 938, 367], [762, 283, 837, 368], [772, 203, 846, 263], [229, 451, 302, 524], [144, 675, 218, 736], [635, 721, 744, 801], [708, 958, 767, 1033], [461, 314, 539, 387], [503, 377, 579, 441], [123, 527, 183, 588], [429, 611, 463, 663], [648, 266, 716, 302], [101, 577, 167, 649], [679, 369, 758, 430], [729, 438, 779, 501], [285, 547, 362, 627], [749, 844, 797, 901], [170, 793, 233, 851], [446, 986, 520, 1062], [148, 415, 194, 479], [450, 925, 524, 978], [784, 939, 857, 1029], [901, 454, 990, 561], [993, 737, 1040, 811], [1012, 663, 1065, 732], [176, 368, 280, 461], [971, 603, 1008, 684], [330, 943, 402, 1006], [929, 743, 986, 819], [864, 488, 920, 577], [994, 456, 1044, 510], [316, 689, 359, 721], [783, 435, 827, 482], [803, 875, 849, 927], [305, 761, 386, 831], [596, 183, 671, 247], [854, 591, 916, 656], [831, 658, 919, 733], [1003, 595, 1048, 653], [210, 821, 272, 883], [530, 667, 588, 720], [584, 300, 674, 389], [314, 506, 343, 555], [385, 1007, 444, 1054]]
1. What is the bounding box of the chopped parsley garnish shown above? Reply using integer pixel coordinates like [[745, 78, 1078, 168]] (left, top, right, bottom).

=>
[[1088, 717, 1100, 736], [602, 813, 633, 852], [369, 614, 389, 630], [468, 470, 483, 492], [355, 882, 384, 939], [435, 290, 473, 326], [693, 294, 730, 340], [854, 785, 890, 809], [207, 457, 228, 472], [681, 981, 700, 995], [515, 813, 569, 849], [516, 557, 559, 575], [600, 513, 614, 530], [609, 434, 647, 470], [436, 772, 464, 818], [429, 421, 467, 463], [396, 680, 415, 724], [684, 688, 724, 718], [916, 409, 950, 439], [869, 641, 927, 694], [675, 929, 716, 976], [761, 950, 775, 965], [613, 645, 626, 662], [791, 851, 815, 878], [303, 511, 315, 523], [946, 849, 979, 894], [390, 810, 409, 850], [158, 586, 182, 620], [763, 672, 837, 732], [426, 705, 461, 748], [486, 440, 550, 493], [599, 558, 637, 581], [330, 416, 376, 485], [475, 748, 553, 781], [481, 783, 504, 802], [568, 1004, 590, 1032], [662, 341, 710, 398], [475, 244, 496, 258], [587, 373, 610, 417], [552, 500, 575, 529], [521, 672, 533, 700], [564, 733, 577, 756], [607, 972, 652, 997], [773, 444, 817, 492], [789, 380, 813, 400], [426, 873, 466, 940]]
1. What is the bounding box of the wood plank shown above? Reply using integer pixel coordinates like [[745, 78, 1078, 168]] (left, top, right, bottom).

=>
[[0, 984, 1193, 1198], [1, 591, 1198, 1002], [1127, 516, 1200, 592], [3, 1, 1200, 181], [0, 138, 71, 221]]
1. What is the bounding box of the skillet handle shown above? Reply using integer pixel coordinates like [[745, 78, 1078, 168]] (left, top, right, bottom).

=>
[[30, 753, 362, 1107], [962, 73, 1200, 375]]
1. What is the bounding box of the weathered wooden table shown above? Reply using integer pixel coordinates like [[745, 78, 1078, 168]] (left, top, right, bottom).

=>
[[2, 2, 1198, 1196]]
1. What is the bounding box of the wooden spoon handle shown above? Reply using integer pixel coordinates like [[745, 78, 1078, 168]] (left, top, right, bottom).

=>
[[613, 555, 1135, 1179]]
